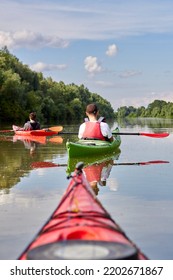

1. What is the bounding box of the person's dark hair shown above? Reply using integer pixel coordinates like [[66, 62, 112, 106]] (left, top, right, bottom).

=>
[[29, 112, 37, 121], [86, 103, 98, 115]]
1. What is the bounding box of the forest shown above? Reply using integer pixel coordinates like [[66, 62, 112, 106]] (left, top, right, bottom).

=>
[[1, 47, 173, 125], [115, 100, 173, 119], [0, 47, 115, 124]]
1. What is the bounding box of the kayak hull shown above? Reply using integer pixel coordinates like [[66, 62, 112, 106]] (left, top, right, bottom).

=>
[[66, 128, 121, 158], [19, 163, 147, 260], [12, 125, 57, 136]]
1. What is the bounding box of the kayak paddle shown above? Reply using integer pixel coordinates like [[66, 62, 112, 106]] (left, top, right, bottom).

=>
[[59, 131, 169, 138], [112, 131, 169, 138], [0, 129, 16, 133], [0, 125, 63, 133]]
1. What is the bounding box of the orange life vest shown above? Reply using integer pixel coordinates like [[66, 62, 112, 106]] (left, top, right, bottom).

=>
[[82, 118, 106, 140]]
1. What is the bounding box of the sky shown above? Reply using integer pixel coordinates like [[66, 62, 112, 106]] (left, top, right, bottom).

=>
[[0, 0, 173, 110]]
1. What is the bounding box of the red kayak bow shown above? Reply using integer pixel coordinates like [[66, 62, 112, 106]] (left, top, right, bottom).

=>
[[19, 163, 148, 260]]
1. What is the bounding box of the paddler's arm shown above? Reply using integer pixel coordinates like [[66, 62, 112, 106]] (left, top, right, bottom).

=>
[[101, 123, 113, 142], [78, 123, 85, 139]]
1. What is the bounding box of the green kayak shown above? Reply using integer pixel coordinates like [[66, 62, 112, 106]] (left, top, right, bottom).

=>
[[66, 127, 121, 158]]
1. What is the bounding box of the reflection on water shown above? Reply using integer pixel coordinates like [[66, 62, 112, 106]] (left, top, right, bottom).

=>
[[84, 159, 116, 196], [0, 134, 65, 191], [67, 150, 121, 196], [117, 117, 173, 130], [0, 120, 173, 260], [67, 149, 120, 173]]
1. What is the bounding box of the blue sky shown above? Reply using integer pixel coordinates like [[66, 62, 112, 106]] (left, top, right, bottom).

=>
[[0, 0, 173, 110]]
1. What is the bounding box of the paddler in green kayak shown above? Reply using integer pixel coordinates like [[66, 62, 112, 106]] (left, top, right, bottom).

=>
[[78, 103, 113, 142]]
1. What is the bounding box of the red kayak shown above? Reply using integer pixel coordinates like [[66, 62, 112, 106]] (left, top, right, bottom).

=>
[[13, 125, 58, 136], [19, 162, 148, 260]]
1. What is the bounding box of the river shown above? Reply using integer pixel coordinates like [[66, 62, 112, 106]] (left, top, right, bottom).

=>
[[0, 118, 173, 260]]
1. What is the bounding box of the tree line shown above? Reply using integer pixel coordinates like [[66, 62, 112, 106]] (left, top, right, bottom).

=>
[[115, 100, 173, 119], [0, 47, 115, 124], [1, 47, 172, 125]]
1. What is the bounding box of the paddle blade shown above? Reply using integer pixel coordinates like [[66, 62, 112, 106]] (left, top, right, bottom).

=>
[[112, 131, 170, 138], [0, 129, 13, 133], [114, 160, 169, 166], [48, 126, 63, 132], [139, 132, 169, 138], [139, 160, 169, 165]]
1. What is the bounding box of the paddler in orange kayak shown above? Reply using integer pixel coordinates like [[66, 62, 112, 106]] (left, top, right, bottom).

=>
[[23, 112, 41, 130]]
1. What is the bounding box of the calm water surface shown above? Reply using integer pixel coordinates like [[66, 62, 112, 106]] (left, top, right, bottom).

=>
[[0, 119, 173, 260]]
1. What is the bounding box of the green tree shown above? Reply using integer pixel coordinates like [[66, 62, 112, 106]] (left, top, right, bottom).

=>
[[0, 47, 117, 123]]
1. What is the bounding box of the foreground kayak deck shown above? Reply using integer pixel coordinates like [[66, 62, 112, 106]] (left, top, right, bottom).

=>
[[66, 127, 121, 158], [19, 163, 147, 260], [12, 125, 57, 137]]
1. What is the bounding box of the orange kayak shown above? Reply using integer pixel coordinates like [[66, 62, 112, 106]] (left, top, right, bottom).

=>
[[19, 163, 148, 260], [13, 125, 57, 136]]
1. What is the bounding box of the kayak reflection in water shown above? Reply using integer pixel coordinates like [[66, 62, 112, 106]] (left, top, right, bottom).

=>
[[13, 135, 39, 155], [83, 158, 114, 195], [22, 139, 37, 155]]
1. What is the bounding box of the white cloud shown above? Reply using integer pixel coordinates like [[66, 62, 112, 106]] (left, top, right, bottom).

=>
[[0, 30, 69, 49], [30, 62, 67, 72], [106, 44, 118, 56], [84, 56, 102, 75], [117, 91, 173, 109], [1, 1, 173, 40]]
